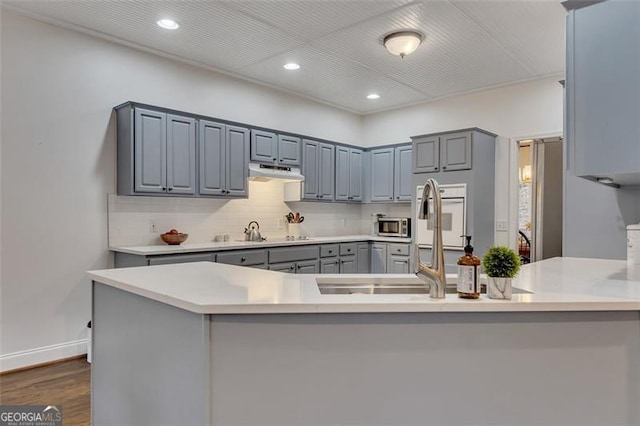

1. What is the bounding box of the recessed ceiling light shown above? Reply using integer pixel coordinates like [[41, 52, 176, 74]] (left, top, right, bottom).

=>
[[284, 63, 300, 70], [366, 93, 381, 100], [157, 19, 179, 30]]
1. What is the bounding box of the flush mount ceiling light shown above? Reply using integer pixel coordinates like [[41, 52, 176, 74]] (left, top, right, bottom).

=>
[[284, 63, 300, 70], [366, 93, 381, 100], [157, 19, 179, 30], [383, 30, 423, 58]]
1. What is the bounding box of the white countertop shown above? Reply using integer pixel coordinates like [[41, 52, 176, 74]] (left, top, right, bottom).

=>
[[87, 257, 640, 314], [110, 235, 412, 255]]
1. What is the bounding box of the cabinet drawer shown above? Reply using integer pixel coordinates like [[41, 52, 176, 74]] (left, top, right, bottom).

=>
[[340, 243, 358, 256], [268, 245, 319, 264], [148, 253, 214, 266], [216, 249, 266, 266], [320, 244, 339, 258], [268, 262, 296, 273], [388, 244, 409, 256]]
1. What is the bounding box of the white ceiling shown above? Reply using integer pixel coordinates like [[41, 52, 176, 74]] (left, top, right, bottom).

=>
[[4, 0, 567, 114]]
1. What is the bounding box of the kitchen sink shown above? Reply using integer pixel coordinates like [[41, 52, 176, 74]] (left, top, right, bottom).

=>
[[316, 276, 532, 296]]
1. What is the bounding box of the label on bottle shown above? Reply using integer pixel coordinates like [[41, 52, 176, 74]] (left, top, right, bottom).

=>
[[457, 265, 479, 293]]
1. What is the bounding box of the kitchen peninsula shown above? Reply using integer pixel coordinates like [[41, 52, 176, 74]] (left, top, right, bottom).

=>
[[88, 258, 640, 426]]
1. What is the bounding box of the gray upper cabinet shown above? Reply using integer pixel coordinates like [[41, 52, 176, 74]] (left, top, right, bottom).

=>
[[117, 105, 196, 196], [349, 149, 363, 201], [302, 139, 334, 201], [370, 148, 395, 202], [336, 147, 362, 202], [412, 130, 473, 174], [199, 119, 249, 197], [413, 136, 439, 173], [566, 1, 640, 186], [369, 145, 412, 203], [394, 145, 413, 202], [251, 130, 300, 167], [134, 108, 166, 193], [441, 131, 472, 172], [250, 130, 278, 164], [278, 135, 301, 166]]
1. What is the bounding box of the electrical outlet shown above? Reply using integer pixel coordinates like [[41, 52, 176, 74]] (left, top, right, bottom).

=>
[[277, 218, 284, 230], [496, 220, 508, 232], [149, 220, 158, 234]]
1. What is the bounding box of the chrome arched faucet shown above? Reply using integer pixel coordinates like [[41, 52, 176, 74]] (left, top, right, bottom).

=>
[[415, 178, 446, 298]]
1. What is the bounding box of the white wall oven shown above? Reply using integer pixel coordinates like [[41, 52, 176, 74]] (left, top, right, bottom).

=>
[[416, 183, 467, 250]]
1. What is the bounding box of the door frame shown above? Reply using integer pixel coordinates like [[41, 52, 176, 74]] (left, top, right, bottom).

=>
[[507, 131, 563, 254]]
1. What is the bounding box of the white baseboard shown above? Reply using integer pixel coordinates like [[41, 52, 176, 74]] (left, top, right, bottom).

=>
[[0, 339, 88, 372]]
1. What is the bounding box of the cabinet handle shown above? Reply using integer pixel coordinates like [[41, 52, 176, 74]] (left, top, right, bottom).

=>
[[442, 166, 447, 170], [241, 257, 246, 262], [389, 197, 393, 200], [291, 265, 296, 270], [397, 249, 401, 252], [335, 261, 340, 265], [319, 195, 323, 199], [328, 250, 333, 254], [396, 196, 399, 200], [272, 157, 277, 161], [434, 167, 438, 170], [347, 249, 351, 252], [162, 187, 167, 191], [168, 187, 173, 192]]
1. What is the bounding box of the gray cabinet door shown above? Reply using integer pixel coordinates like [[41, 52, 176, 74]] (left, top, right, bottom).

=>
[[134, 108, 166, 193], [349, 149, 363, 201], [226, 125, 249, 197], [371, 243, 387, 274], [250, 130, 277, 164], [296, 260, 319, 274], [269, 262, 296, 273], [278, 135, 301, 166], [570, 1, 640, 177], [413, 136, 439, 173], [198, 120, 225, 196], [357, 243, 370, 273], [318, 143, 335, 201], [441, 131, 472, 171], [148, 253, 214, 266], [339, 255, 357, 273], [394, 145, 413, 202], [370, 148, 394, 202], [335, 146, 350, 201], [302, 139, 319, 200], [387, 255, 410, 274], [321, 258, 340, 274], [166, 114, 196, 195]]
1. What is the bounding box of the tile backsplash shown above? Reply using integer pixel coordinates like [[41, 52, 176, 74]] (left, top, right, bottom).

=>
[[108, 181, 410, 247]]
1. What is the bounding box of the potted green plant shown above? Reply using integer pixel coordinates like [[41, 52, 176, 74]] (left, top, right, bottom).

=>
[[482, 246, 521, 299]]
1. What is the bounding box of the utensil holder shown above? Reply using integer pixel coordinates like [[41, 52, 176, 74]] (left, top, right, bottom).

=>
[[288, 223, 301, 239]]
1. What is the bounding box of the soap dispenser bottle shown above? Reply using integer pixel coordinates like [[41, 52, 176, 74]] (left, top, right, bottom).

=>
[[457, 235, 481, 299]]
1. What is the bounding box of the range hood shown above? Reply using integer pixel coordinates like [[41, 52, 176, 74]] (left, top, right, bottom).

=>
[[248, 163, 305, 182]]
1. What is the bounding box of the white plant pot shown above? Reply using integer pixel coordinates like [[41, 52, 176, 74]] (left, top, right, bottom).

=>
[[487, 277, 512, 300]]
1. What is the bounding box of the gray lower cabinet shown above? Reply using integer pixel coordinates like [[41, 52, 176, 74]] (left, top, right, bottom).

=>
[[321, 258, 340, 273], [336, 147, 363, 202], [412, 130, 473, 174], [566, 0, 640, 185], [117, 105, 197, 196], [339, 255, 357, 273], [251, 129, 301, 167], [216, 249, 267, 268], [357, 243, 370, 273], [371, 243, 387, 274], [302, 139, 335, 201], [387, 255, 410, 273], [114, 252, 215, 267], [268, 246, 319, 274], [199, 120, 250, 197]]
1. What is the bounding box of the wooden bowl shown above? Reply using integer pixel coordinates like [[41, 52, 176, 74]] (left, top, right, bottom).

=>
[[160, 233, 188, 245]]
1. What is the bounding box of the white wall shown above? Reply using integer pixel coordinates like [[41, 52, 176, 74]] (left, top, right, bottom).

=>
[[0, 10, 362, 371]]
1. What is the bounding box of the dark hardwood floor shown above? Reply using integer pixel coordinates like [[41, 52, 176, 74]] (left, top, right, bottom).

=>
[[0, 357, 91, 425]]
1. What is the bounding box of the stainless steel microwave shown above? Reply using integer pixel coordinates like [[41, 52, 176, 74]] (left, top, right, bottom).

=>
[[377, 217, 411, 237]]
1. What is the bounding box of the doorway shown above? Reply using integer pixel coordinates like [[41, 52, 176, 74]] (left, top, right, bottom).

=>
[[516, 136, 563, 263]]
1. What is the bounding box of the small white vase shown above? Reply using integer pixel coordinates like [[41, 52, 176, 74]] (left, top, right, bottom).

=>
[[487, 277, 512, 299]]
